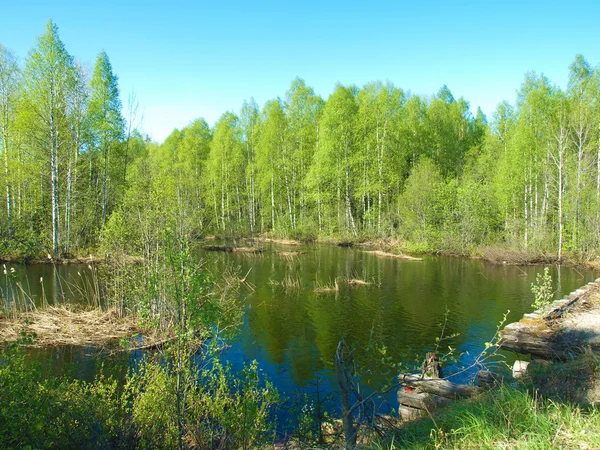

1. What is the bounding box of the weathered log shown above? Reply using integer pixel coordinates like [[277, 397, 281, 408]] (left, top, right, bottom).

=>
[[397, 389, 450, 410], [512, 360, 530, 379], [544, 295, 580, 320], [399, 404, 425, 421], [422, 351, 443, 378], [498, 320, 580, 360], [400, 374, 483, 399]]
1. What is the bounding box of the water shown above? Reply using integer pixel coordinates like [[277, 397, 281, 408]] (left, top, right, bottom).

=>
[[3, 244, 596, 417]]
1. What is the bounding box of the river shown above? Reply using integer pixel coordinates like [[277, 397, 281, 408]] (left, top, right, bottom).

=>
[[2, 243, 596, 418]]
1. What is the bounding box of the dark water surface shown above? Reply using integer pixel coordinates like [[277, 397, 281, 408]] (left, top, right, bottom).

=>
[[4, 244, 597, 415]]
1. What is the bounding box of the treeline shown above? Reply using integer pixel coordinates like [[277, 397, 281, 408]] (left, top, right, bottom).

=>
[[0, 20, 144, 257], [2, 21, 600, 260]]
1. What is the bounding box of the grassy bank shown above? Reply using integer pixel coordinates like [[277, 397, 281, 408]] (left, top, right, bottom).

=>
[[2, 342, 599, 449], [372, 352, 600, 450]]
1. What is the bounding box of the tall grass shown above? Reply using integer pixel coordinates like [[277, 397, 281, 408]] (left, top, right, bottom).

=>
[[374, 384, 600, 449]]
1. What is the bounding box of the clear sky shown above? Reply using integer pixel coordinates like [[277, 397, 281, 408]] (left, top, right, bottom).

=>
[[2, 0, 599, 143]]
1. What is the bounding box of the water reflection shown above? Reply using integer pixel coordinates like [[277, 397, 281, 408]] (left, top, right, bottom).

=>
[[15, 245, 596, 415]]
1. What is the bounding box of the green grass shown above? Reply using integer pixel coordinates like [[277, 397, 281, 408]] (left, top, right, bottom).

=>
[[372, 381, 600, 449]]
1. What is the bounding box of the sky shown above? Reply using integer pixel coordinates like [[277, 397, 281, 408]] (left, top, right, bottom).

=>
[[2, 0, 600, 143]]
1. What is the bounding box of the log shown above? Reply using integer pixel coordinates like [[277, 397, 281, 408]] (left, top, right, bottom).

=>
[[397, 389, 450, 410], [498, 320, 580, 360], [400, 374, 483, 399], [399, 405, 425, 421], [422, 351, 443, 378], [544, 296, 580, 320]]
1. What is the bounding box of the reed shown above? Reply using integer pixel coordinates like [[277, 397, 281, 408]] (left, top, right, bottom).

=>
[[314, 278, 339, 294], [268, 273, 302, 290]]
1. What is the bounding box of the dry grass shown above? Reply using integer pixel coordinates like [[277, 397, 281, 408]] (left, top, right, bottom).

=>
[[274, 250, 304, 258], [262, 238, 301, 246], [268, 274, 302, 290], [346, 278, 370, 287], [0, 305, 165, 349], [314, 279, 339, 294], [477, 246, 555, 265], [363, 250, 423, 261]]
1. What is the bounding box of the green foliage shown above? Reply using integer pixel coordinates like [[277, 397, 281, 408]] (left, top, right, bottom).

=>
[[531, 267, 554, 310], [3, 22, 600, 261], [0, 236, 278, 449], [0, 341, 280, 449]]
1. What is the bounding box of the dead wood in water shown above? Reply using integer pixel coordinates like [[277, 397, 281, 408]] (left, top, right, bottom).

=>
[[261, 238, 301, 246], [346, 278, 370, 287], [363, 250, 423, 261], [274, 250, 304, 258], [232, 247, 264, 254], [203, 245, 233, 252], [202, 245, 263, 254], [335, 340, 357, 449]]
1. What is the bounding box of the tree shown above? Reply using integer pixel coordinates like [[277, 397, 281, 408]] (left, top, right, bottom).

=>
[[0, 44, 20, 239], [567, 55, 598, 250], [356, 82, 406, 233], [239, 99, 260, 233], [308, 84, 358, 235], [88, 50, 125, 227], [284, 78, 323, 231], [203, 113, 245, 232], [256, 99, 288, 231], [20, 19, 78, 256]]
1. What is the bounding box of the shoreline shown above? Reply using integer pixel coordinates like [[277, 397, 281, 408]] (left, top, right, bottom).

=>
[[1, 236, 598, 271]]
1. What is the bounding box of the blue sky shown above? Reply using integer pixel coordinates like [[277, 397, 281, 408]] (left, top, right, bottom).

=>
[[2, 0, 599, 143]]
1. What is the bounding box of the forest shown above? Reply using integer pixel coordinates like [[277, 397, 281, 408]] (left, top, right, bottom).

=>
[[1, 20, 600, 262]]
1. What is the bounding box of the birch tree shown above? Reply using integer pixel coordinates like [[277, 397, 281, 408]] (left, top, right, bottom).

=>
[[20, 20, 78, 256], [88, 51, 125, 228], [0, 44, 20, 239]]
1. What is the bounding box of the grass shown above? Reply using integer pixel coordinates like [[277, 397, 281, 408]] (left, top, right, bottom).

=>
[[367, 351, 600, 449], [370, 385, 600, 449], [314, 278, 340, 294], [268, 273, 302, 290]]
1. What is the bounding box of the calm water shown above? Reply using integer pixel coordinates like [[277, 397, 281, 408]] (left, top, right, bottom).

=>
[[3, 244, 597, 415]]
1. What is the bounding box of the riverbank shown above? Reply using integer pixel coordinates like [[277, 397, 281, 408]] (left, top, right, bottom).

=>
[[385, 353, 600, 449], [2, 235, 598, 270], [245, 234, 600, 269]]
